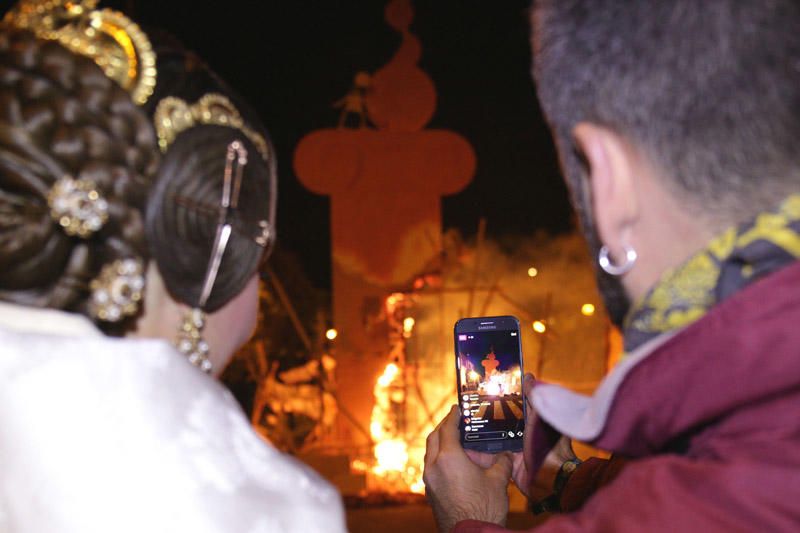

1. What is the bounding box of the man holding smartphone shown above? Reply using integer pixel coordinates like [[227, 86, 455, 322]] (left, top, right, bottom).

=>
[[424, 0, 800, 531]]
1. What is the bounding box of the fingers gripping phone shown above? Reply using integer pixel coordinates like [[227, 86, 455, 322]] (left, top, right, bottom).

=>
[[455, 316, 525, 453]]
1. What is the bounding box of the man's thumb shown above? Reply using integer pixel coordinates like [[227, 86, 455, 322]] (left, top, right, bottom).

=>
[[489, 452, 513, 481]]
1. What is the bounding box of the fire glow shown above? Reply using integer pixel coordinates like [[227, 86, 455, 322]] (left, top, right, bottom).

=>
[[366, 360, 429, 494], [481, 368, 521, 397]]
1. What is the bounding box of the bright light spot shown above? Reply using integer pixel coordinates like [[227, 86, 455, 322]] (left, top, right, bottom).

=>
[[581, 303, 596, 316], [403, 317, 415, 333], [386, 292, 403, 309], [468, 370, 480, 381], [325, 328, 338, 340], [350, 459, 369, 473], [374, 439, 408, 473], [384, 362, 400, 380], [410, 478, 426, 494], [370, 420, 384, 440], [321, 354, 337, 371], [377, 362, 400, 387], [527, 267, 539, 278], [533, 320, 546, 333], [485, 381, 501, 396]]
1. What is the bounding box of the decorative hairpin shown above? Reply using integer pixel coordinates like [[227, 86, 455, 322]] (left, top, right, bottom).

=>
[[47, 175, 109, 238], [3, 0, 156, 105], [154, 93, 270, 161], [175, 140, 249, 374]]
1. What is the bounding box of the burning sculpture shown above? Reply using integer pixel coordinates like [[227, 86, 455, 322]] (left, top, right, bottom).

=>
[[353, 231, 613, 495], [286, 0, 614, 498], [293, 0, 474, 459]]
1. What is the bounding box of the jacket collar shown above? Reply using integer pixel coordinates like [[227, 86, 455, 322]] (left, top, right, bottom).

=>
[[532, 260, 800, 457], [531, 329, 679, 443]]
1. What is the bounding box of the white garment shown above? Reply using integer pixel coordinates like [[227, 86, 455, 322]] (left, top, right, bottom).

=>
[[0, 302, 346, 533]]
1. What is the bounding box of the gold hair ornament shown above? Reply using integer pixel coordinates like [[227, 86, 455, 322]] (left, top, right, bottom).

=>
[[89, 257, 145, 322], [3, 0, 156, 105], [154, 93, 270, 161], [176, 308, 211, 373], [47, 175, 109, 238]]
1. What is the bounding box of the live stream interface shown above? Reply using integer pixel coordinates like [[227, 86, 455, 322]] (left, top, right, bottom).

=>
[[457, 329, 523, 442]]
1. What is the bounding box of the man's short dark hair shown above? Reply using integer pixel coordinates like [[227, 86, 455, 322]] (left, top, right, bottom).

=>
[[532, 0, 800, 218]]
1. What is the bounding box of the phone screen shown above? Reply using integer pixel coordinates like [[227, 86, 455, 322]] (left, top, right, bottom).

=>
[[455, 317, 524, 452]]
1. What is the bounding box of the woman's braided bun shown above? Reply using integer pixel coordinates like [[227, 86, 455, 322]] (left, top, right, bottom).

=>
[[0, 26, 277, 331], [0, 28, 159, 330]]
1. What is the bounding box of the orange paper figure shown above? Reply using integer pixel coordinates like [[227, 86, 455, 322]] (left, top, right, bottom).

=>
[[333, 71, 371, 128], [481, 352, 500, 379], [294, 0, 475, 446]]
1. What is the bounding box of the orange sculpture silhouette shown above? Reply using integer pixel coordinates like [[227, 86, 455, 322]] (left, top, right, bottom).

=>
[[294, 0, 476, 446], [481, 351, 500, 379]]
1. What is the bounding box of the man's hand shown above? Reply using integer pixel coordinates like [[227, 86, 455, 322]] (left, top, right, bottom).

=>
[[509, 374, 577, 500], [423, 405, 513, 532], [509, 373, 538, 497]]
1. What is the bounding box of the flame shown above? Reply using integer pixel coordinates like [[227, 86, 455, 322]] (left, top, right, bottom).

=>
[[478, 367, 520, 397], [370, 362, 404, 472], [365, 357, 519, 493], [373, 439, 408, 473], [363, 360, 431, 493], [351, 459, 369, 473], [377, 362, 400, 387], [402, 317, 415, 338]]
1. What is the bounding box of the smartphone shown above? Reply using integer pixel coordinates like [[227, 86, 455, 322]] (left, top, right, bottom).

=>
[[454, 315, 524, 453]]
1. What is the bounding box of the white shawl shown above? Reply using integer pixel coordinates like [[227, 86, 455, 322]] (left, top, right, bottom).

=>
[[0, 302, 345, 533]]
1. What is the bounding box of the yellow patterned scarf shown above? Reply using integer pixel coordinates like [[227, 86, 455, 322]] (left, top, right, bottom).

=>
[[624, 194, 800, 352]]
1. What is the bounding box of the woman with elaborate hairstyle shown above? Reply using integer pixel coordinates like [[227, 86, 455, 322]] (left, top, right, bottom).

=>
[[0, 1, 345, 531]]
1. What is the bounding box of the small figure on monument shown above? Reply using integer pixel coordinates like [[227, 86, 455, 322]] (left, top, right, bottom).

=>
[[333, 71, 372, 128]]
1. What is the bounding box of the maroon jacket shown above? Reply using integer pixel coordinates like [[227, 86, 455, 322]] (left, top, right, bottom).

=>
[[456, 261, 800, 532]]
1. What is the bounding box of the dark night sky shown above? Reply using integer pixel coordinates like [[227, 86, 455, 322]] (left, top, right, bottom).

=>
[[102, 1, 573, 289], [459, 330, 521, 376]]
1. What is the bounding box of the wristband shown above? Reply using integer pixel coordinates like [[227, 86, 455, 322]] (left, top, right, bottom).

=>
[[530, 457, 582, 515]]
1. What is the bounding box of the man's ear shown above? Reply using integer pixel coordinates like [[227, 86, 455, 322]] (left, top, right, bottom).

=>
[[572, 122, 639, 254]]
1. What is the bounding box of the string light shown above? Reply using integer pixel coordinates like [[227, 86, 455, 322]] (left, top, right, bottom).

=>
[[326, 328, 338, 340], [532, 320, 546, 333], [581, 303, 596, 316], [403, 317, 415, 333], [527, 267, 538, 278]]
